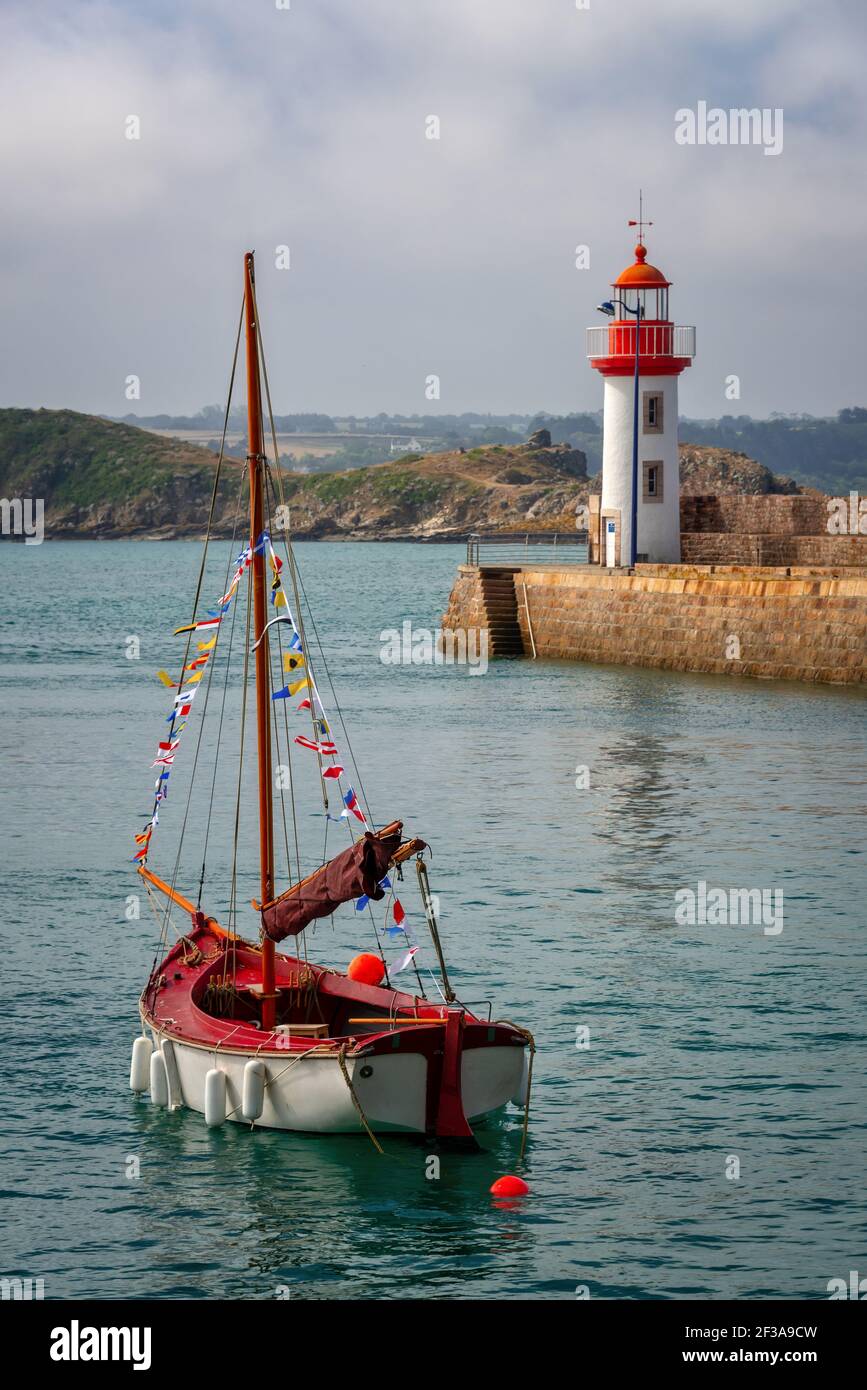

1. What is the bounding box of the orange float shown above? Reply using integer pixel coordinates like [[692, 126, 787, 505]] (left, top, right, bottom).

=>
[[490, 1175, 529, 1197], [347, 953, 386, 986]]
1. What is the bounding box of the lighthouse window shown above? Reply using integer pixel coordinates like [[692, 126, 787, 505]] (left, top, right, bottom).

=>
[[643, 461, 664, 502], [643, 392, 664, 434]]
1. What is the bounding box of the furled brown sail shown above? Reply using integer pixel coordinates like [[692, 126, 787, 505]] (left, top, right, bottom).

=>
[[261, 823, 419, 942]]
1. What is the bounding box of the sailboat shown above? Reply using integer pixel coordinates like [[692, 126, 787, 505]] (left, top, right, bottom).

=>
[[129, 252, 533, 1148]]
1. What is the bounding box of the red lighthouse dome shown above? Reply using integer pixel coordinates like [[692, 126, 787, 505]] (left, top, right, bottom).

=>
[[613, 243, 671, 290]]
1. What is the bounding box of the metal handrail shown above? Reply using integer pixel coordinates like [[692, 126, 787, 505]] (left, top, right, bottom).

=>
[[466, 531, 589, 566]]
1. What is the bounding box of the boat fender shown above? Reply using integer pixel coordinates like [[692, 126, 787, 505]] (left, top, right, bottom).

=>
[[130, 1035, 153, 1093], [242, 1059, 266, 1122], [511, 1051, 530, 1108], [161, 1038, 180, 1111], [149, 1049, 169, 1107], [204, 1068, 227, 1127]]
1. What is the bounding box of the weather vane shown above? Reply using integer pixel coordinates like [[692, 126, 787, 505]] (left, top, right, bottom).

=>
[[628, 190, 652, 245]]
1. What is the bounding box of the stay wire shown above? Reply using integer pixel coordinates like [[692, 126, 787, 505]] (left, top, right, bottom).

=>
[[147, 295, 244, 961], [224, 553, 254, 984], [197, 467, 248, 908], [250, 278, 329, 807], [262, 478, 302, 887]]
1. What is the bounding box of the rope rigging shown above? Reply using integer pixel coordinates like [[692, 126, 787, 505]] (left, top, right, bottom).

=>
[[143, 268, 429, 1001], [145, 297, 244, 969]]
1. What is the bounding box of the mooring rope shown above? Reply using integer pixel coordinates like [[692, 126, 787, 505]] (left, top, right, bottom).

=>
[[337, 1045, 385, 1154], [504, 1023, 536, 1164]]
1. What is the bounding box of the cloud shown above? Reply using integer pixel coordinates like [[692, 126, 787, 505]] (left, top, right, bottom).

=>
[[1, 0, 865, 417]]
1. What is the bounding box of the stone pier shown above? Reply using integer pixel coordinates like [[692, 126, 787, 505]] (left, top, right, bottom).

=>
[[442, 563, 867, 685]]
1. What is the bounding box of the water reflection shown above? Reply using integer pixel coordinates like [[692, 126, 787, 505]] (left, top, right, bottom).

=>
[[591, 729, 708, 900], [131, 1101, 536, 1299]]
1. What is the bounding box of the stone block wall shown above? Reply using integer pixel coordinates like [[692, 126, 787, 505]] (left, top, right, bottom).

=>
[[678, 494, 867, 568], [680, 532, 867, 566], [441, 565, 493, 634], [443, 564, 867, 685], [679, 494, 831, 535]]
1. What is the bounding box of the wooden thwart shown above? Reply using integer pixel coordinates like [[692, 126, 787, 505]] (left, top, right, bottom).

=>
[[274, 1024, 329, 1037], [347, 1017, 447, 1025]]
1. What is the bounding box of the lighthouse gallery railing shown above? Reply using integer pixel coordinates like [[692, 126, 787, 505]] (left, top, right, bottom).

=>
[[585, 323, 696, 360]]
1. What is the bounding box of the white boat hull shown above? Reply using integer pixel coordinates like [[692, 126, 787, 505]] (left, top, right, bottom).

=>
[[144, 1024, 524, 1135]]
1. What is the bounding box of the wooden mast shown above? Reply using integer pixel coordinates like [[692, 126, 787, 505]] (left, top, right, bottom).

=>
[[244, 251, 277, 1031]]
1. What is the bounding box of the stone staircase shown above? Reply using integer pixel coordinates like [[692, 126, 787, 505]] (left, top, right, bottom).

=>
[[478, 568, 525, 658]]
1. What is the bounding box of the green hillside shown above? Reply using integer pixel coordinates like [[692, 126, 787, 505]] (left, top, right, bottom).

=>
[[0, 406, 828, 541]]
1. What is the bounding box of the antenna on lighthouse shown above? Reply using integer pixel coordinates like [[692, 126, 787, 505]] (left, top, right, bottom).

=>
[[628, 190, 653, 246]]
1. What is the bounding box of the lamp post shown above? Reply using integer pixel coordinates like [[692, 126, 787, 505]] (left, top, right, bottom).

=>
[[596, 297, 643, 567]]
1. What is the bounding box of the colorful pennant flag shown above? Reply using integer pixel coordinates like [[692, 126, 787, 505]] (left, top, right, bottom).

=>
[[295, 735, 338, 755], [173, 617, 221, 635], [391, 946, 419, 974], [340, 787, 366, 824], [355, 877, 390, 913], [135, 530, 376, 870]]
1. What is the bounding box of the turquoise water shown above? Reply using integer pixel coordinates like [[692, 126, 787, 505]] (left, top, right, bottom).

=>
[[1, 540, 865, 1300]]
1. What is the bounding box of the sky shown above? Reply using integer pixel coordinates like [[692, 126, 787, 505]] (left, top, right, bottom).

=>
[[1, 0, 865, 421]]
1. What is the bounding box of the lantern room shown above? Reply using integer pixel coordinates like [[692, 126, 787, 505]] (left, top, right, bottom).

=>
[[612, 244, 671, 322]]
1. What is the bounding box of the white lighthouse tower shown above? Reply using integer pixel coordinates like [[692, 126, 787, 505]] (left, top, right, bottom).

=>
[[587, 219, 695, 566]]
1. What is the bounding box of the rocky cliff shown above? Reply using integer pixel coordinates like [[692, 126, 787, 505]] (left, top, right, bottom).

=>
[[0, 407, 812, 541]]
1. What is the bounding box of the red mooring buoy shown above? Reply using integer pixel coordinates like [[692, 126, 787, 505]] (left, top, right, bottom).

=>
[[490, 1175, 530, 1197], [347, 953, 386, 986]]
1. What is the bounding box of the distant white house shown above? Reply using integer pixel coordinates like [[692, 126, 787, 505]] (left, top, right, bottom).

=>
[[390, 437, 422, 454]]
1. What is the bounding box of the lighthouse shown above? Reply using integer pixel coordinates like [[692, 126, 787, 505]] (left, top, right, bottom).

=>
[[587, 220, 695, 566]]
